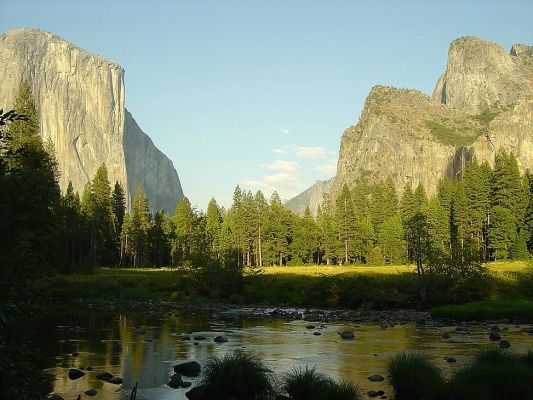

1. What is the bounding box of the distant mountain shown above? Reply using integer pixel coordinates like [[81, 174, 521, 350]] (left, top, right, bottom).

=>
[[284, 179, 331, 216], [287, 36, 533, 210], [0, 28, 184, 212]]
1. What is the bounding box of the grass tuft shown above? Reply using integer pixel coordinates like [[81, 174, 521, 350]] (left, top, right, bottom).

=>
[[386, 353, 444, 400], [199, 352, 275, 400], [282, 366, 360, 400]]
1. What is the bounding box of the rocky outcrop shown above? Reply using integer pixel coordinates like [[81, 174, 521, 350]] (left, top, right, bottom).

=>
[[0, 28, 183, 212], [284, 179, 331, 216], [288, 35, 533, 209], [431, 36, 533, 114]]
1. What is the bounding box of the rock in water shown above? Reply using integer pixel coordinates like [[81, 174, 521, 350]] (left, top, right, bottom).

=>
[[67, 368, 84, 380], [96, 372, 113, 381], [213, 336, 228, 343], [0, 28, 184, 213], [84, 390, 97, 397], [340, 331, 355, 339], [174, 361, 201, 376]]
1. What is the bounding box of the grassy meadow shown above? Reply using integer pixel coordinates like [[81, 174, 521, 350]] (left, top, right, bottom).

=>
[[33, 260, 533, 319]]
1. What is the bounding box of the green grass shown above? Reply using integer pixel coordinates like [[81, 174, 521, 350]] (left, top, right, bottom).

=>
[[424, 120, 481, 147], [199, 352, 275, 400], [282, 366, 361, 400], [32, 261, 532, 313], [386, 353, 444, 400], [431, 299, 533, 321], [443, 349, 533, 400]]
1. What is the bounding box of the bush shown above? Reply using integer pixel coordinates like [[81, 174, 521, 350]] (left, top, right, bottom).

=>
[[386, 353, 444, 400], [282, 366, 360, 400], [199, 352, 275, 400], [442, 349, 533, 400]]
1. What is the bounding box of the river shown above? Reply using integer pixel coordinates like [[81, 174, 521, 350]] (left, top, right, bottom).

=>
[[42, 305, 533, 399]]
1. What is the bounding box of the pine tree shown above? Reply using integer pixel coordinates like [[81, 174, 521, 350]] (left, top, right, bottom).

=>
[[263, 192, 291, 266], [488, 205, 517, 260], [335, 184, 357, 263], [370, 178, 398, 232], [123, 185, 151, 267], [0, 80, 62, 296], [512, 228, 529, 260], [172, 197, 196, 264], [316, 197, 340, 265], [206, 198, 222, 259], [378, 214, 406, 264], [111, 181, 126, 263], [149, 209, 173, 267], [89, 164, 115, 265], [253, 191, 268, 267], [400, 183, 415, 261], [290, 207, 320, 264]]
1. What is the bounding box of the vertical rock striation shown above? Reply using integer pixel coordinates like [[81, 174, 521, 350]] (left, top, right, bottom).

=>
[[0, 28, 183, 212]]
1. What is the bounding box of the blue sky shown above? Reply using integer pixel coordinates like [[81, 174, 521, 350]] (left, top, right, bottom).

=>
[[2, 1, 532, 209]]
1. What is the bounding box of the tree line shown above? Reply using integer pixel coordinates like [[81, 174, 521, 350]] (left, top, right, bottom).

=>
[[2, 82, 533, 293]]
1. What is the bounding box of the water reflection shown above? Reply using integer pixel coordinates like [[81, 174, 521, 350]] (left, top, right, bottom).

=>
[[43, 307, 533, 400]]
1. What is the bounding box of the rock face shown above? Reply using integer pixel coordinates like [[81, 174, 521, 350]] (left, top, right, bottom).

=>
[[0, 28, 183, 212], [284, 179, 331, 216], [288, 35, 533, 208], [432, 36, 533, 114]]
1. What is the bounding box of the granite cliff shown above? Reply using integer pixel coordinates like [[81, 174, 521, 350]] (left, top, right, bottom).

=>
[[288, 35, 533, 212], [0, 28, 183, 212]]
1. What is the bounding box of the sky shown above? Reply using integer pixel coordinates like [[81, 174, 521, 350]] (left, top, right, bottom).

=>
[[2, 1, 532, 210]]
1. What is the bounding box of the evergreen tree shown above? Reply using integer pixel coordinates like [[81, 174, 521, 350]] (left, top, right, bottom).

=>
[[172, 197, 196, 264], [123, 185, 151, 267], [149, 209, 173, 267], [89, 164, 115, 265], [0, 80, 62, 296], [512, 228, 529, 260], [488, 205, 517, 260], [316, 197, 340, 265], [335, 184, 357, 263], [206, 198, 222, 258], [378, 214, 406, 264], [253, 191, 268, 267], [111, 181, 126, 263], [290, 207, 320, 264], [400, 183, 415, 261], [370, 178, 398, 232], [263, 192, 291, 266], [423, 197, 450, 256]]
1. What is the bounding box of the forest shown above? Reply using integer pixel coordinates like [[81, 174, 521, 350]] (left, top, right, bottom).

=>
[[2, 82, 533, 298]]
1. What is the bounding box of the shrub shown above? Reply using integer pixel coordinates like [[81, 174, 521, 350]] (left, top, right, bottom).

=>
[[386, 353, 444, 400], [443, 349, 533, 400], [199, 352, 275, 400], [282, 366, 360, 400]]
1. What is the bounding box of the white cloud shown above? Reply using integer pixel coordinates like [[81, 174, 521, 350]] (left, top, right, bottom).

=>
[[280, 128, 290, 135], [295, 146, 327, 159], [272, 148, 287, 155], [260, 160, 298, 172], [314, 163, 337, 175]]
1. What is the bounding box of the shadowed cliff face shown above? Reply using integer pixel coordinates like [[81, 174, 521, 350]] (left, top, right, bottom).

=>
[[288, 35, 533, 209], [124, 110, 183, 213], [0, 28, 183, 212]]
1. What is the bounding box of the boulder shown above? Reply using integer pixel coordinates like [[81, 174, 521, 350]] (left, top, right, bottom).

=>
[[108, 377, 123, 384], [446, 357, 457, 363], [340, 331, 355, 339], [174, 361, 201, 377], [180, 381, 192, 388], [68, 368, 84, 380], [84, 390, 97, 397], [96, 372, 113, 381], [213, 336, 228, 343], [193, 335, 206, 341], [313, 331, 322, 336], [489, 331, 501, 341], [368, 374, 384, 382], [186, 385, 210, 400], [168, 373, 183, 389], [499, 340, 511, 348], [367, 391, 379, 398]]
